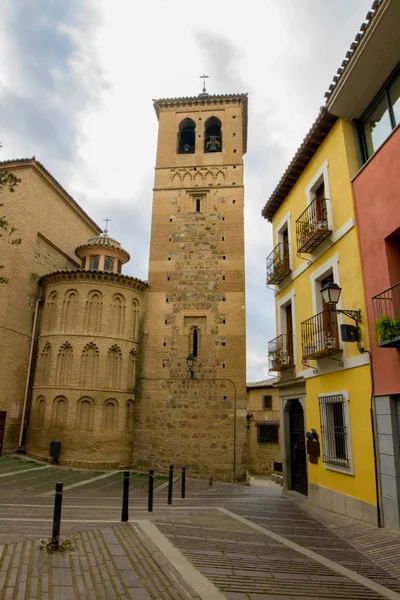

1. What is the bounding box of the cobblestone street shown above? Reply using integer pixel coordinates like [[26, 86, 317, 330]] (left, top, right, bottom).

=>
[[1, 457, 400, 599]]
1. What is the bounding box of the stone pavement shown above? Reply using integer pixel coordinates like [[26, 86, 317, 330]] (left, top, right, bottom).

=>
[[1, 457, 400, 599]]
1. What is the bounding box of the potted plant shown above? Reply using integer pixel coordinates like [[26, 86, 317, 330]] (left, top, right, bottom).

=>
[[375, 315, 400, 343], [268, 349, 282, 369], [324, 331, 336, 349]]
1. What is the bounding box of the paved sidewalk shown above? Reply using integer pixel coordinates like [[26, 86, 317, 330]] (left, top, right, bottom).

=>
[[1, 458, 400, 599]]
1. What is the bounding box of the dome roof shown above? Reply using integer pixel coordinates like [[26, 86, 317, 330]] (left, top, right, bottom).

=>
[[75, 231, 130, 262]]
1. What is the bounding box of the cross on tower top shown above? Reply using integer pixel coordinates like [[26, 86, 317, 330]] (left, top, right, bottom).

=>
[[103, 217, 112, 233], [199, 74, 209, 95]]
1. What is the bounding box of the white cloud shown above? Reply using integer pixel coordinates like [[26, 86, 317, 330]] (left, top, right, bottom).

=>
[[0, 0, 373, 381]]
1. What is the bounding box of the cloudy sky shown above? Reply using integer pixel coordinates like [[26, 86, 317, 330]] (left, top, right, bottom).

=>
[[0, 0, 373, 381]]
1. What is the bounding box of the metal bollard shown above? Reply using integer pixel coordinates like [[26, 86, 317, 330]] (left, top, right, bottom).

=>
[[121, 470, 130, 522], [167, 464, 174, 505], [52, 481, 63, 550], [181, 466, 186, 499], [148, 469, 154, 512]]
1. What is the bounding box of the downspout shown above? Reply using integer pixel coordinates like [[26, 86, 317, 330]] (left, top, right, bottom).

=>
[[18, 297, 43, 450], [361, 348, 382, 528]]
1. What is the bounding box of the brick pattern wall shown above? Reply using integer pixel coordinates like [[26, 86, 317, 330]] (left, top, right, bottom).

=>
[[26, 272, 146, 468], [137, 97, 247, 480]]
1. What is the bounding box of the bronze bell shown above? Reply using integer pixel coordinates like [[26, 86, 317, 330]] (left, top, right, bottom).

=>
[[206, 136, 221, 152]]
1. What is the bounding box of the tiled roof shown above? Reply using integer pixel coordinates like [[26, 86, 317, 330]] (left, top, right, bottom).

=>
[[323, 0, 384, 103], [261, 109, 337, 221], [75, 233, 131, 261], [261, 0, 385, 222], [40, 269, 148, 288], [0, 157, 101, 233], [153, 93, 249, 154], [246, 378, 279, 389]]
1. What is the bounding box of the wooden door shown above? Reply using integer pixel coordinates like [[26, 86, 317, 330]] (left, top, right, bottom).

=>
[[0, 412, 6, 457], [289, 400, 308, 496], [286, 304, 293, 361]]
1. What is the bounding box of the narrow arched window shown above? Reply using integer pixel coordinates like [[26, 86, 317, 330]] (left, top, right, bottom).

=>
[[80, 343, 99, 387], [126, 400, 134, 432], [77, 398, 93, 431], [90, 255, 99, 270], [104, 256, 114, 271], [192, 327, 199, 357], [110, 294, 125, 337], [84, 291, 102, 334], [204, 117, 222, 153], [61, 290, 78, 333], [106, 345, 122, 389], [178, 118, 196, 154]]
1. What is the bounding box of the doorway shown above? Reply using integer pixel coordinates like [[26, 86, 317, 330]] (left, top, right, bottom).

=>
[[289, 400, 308, 496], [0, 411, 6, 457]]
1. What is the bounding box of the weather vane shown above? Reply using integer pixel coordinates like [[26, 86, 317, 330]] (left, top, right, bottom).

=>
[[199, 74, 209, 94], [103, 217, 111, 234]]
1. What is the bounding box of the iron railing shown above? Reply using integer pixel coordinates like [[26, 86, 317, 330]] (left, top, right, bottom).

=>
[[266, 242, 291, 285], [268, 334, 294, 371], [319, 394, 350, 469], [301, 310, 340, 359], [372, 281, 400, 348], [296, 197, 331, 253]]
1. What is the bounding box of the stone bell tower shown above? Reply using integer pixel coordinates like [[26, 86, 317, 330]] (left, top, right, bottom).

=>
[[136, 90, 248, 481]]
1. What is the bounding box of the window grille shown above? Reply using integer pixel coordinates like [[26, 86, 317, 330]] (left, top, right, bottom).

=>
[[257, 423, 279, 444], [318, 394, 350, 469], [263, 395, 272, 409]]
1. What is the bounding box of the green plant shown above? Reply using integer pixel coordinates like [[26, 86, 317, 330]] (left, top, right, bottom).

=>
[[375, 315, 400, 341]]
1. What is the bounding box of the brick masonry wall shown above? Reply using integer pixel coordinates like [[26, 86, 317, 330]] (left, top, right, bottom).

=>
[[137, 97, 247, 480], [247, 386, 282, 475], [26, 271, 146, 467], [0, 164, 99, 452]]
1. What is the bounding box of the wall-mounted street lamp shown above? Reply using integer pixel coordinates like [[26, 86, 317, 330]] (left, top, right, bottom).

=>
[[186, 354, 196, 378], [320, 281, 361, 323]]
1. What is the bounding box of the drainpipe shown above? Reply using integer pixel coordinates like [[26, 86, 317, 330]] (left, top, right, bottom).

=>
[[18, 297, 43, 450], [361, 348, 382, 528]]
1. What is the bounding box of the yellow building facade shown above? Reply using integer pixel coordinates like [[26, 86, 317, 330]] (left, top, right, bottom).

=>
[[263, 115, 378, 524]]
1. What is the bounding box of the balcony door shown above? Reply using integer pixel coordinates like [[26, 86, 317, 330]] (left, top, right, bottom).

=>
[[321, 274, 338, 342], [286, 304, 293, 362], [314, 182, 328, 224]]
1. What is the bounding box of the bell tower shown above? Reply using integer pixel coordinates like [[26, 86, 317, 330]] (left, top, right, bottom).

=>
[[137, 91, 248, 481]]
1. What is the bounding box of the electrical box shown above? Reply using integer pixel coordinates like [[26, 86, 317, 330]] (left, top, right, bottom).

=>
[[340, 324, 360, 343], [50, 440, 61, 463]]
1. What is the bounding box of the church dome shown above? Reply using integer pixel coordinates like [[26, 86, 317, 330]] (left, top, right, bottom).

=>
[[75, 229, 130, 274]]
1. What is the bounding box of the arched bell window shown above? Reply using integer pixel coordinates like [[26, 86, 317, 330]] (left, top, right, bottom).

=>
[[178, 118, 196, 154], [204, 117, 222, 153], [104, 256, 114, 272]]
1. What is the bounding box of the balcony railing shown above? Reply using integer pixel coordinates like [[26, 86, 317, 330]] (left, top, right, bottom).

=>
[[266, 243, 291, 285], [301, 311, 340, 360], [268, 334, 294, 372], [296, 197, 332, 253], [372, 281, 400, 348]]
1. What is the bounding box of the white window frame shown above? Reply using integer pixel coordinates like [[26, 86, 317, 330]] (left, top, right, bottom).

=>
[[318, 390, 353, 475], [277, 289, 296, 368], [275, 210, 292, 269], [305, 160, 333, 232]]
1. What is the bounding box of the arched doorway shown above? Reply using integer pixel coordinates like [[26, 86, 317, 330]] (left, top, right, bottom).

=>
[[289, 399, 308, 496]]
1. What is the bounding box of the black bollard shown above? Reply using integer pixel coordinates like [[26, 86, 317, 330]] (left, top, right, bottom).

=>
[[167, 464, 174, 505], [121, 470, 130, 522], [148, 469, 154, 512], [52, 481, 63, 550], [181, 466, 186, 499]]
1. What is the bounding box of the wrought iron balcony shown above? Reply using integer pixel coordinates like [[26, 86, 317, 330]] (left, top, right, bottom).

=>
[[266, 243, 291, 285], [372, 282, 400, 348], [301, 311, 340, 360], [268, 334, 294, 371], [296, 197, 332, 253]]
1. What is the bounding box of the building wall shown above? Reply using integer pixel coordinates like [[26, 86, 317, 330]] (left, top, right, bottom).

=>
[[270, 119, 375, 511], [0, 164, 99, 452], [246, 386, 281, 475], [138, 97, 247, 480], [352, 127, 400, 396], [26, 271, 146, 468]]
